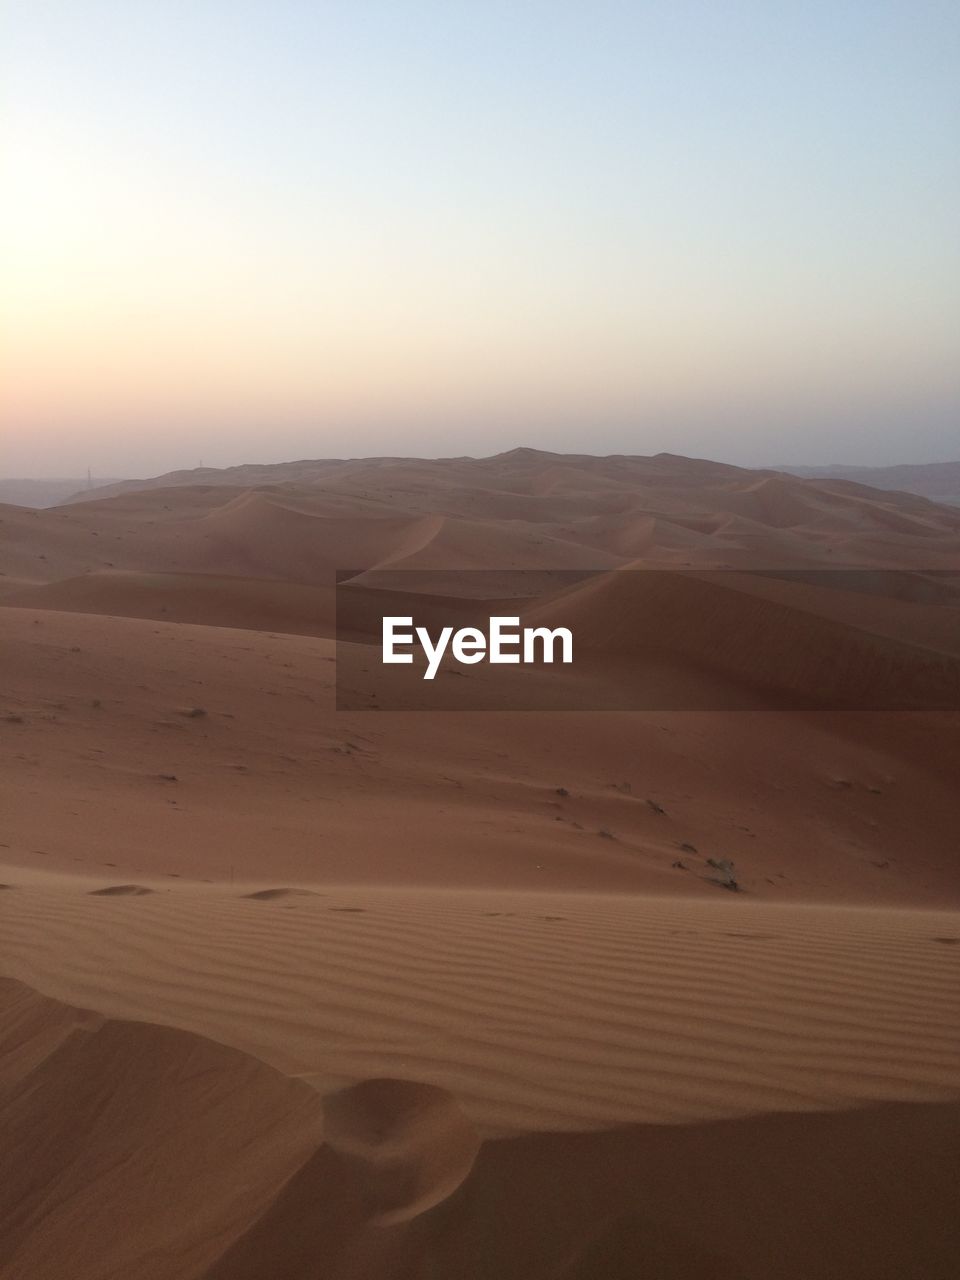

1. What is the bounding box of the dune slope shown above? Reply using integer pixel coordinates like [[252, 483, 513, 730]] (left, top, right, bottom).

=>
[[2, 886, 959, 1280]]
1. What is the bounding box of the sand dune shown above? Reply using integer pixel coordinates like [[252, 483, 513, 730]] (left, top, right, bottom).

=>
[[208, 1094, 960, 1280], [523, 568, 960, 708], [1, 886, 958, 1278], [194, 494, 450, 580], [3, 450, 959, 1278], [6, 570, 339, 636], [5, 450, 960, 631], [2, 605, 958, 902], [0, 978, 323, 1280], [4, 883, 959, 1132]]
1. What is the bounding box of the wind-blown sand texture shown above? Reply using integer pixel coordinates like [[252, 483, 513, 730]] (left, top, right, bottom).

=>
[[2, 450, 959, 1278]]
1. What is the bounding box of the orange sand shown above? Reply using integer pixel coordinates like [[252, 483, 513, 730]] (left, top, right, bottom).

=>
[[2, 450, 958, 1278]]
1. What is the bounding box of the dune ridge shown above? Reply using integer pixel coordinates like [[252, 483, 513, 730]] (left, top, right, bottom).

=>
[[3, 884, 958, 1134], [522, 568, 960, 708]]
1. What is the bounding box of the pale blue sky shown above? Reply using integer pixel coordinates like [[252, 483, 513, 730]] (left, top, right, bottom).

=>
[[2, 1, 958, 475]]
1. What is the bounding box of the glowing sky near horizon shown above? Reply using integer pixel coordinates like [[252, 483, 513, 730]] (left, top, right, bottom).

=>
[[2, 0, 958, 477]]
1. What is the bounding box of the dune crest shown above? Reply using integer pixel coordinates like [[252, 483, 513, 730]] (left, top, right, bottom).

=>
[[2, 976, 958, 1280]]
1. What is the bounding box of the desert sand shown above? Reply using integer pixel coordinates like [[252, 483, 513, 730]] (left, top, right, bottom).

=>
[[2, 450, 959, 1279]]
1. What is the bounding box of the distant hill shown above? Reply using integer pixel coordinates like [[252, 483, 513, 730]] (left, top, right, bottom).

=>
[[778, 462, 960, 507], [0, 478, 124, 509], [64, 451, 960, 512], [61, 450, 749, 505]]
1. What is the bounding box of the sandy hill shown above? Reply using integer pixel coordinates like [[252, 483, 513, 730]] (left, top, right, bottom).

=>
[[3, 451, 958, 632], [518, 568, 960, 709], [2, 604, 958, 900]]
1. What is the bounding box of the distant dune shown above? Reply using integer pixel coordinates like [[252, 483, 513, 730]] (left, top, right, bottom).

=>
[[0, 478, 125, 509], [780, 460, 960, 506], [61, 449, 960, 510], [2, 449, 957, 592]]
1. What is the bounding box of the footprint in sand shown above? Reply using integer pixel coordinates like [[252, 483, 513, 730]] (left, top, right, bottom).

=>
[[322, 1078, 480, 1226], [88, 884, 154, 896], [243, 887, 320, 901]]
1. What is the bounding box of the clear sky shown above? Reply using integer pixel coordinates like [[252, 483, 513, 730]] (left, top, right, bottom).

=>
[[2, 0, 958, 477]]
